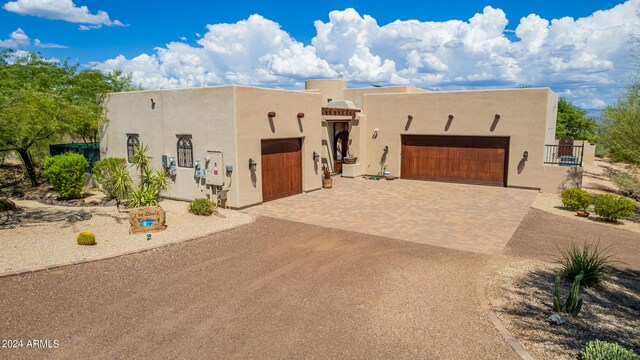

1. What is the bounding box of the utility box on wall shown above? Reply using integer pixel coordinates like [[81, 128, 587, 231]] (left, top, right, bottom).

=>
[[204, 151, 224, 186]]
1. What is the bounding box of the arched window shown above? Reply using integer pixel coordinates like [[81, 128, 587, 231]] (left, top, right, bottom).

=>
[[126, 134, 139, 163], [177, 136, 193, 168]]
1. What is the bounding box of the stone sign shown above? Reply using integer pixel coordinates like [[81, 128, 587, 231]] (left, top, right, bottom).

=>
[[129, 206, 167, 234]]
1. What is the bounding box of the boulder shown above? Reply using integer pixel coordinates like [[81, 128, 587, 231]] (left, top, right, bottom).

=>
[[0, 198, 16, 212]]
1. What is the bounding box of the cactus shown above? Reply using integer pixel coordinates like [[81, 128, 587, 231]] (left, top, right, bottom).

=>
[[552, 271, 584, 317], [76, 231, 96, 246], [553, 276, 562, 312]]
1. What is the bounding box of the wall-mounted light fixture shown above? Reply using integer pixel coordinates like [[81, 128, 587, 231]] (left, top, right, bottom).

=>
[[384, 145, 389, 153], [523, 150, 529, 160], [313, 151, 320, 162], [249, 158, 257, 171], [267, 111, 276, 117], [297, 112, 305, 118], [150, 98, 156, 110], [408, 115, 413, 120]]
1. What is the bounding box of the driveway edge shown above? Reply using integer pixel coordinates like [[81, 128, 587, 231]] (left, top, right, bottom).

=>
[[476, 254, 535, 360], [0, 216, 256, 278]]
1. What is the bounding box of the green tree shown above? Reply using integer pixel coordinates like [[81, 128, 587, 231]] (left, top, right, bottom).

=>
[[600, 83, 640, 164], [556, 97, 598, 142], [0, 50, 138, 185]]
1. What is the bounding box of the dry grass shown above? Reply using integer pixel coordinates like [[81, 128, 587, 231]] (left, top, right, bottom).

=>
[[487, 259, 639, 360]]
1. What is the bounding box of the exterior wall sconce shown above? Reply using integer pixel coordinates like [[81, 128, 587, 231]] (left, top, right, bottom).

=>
[[523, 150, 529, 160], [384, 145, 389, 152], [267, 111, 276, 117], [313, 151, 320, 162], [448, 114, 454, 120], [495, 114, 501, 120], [150, 98, 156, 109], [249, 158, 257, 171], [408, 115, 413, 120], [297, 112, 305, 118]]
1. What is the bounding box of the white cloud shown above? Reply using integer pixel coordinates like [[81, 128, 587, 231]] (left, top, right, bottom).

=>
[[95, 14, 335, 88], [96, 1, 640, 108], [0, 27, 29, 47], [34, 38, 67, 48], [3, 0, 126, 29], [0, 27, 67, 48]]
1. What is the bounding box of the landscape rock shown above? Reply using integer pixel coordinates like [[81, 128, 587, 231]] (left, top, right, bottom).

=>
[[547, 313, 564, 325], [0, 198, 16, 212], [67, 211, 93, 223]]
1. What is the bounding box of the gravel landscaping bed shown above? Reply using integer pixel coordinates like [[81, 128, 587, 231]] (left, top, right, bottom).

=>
[[486, 209, 640, 359], [0, 199, 253, 273]]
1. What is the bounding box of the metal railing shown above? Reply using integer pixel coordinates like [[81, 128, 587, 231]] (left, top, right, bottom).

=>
[[544, 144, 584, 166]]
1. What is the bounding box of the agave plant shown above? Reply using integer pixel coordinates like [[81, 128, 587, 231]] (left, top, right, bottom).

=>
[[128, 185, 159, 208]]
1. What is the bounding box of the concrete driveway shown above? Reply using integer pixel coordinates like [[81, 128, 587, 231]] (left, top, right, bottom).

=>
[[247, 177, 537, 255]]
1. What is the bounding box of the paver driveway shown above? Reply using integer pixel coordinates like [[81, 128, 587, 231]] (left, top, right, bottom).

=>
[[247, 177, 537, 255]]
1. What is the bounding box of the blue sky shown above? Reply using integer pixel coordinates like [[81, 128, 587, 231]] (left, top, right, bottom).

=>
[[1, 0, 639, 109]]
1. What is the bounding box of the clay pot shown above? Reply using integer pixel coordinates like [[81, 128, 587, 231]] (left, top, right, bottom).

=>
[[322, 178, 333, 189], [576, 210, 590, 218], [385, 175, 396, 180], [343, 157, 358, 164]]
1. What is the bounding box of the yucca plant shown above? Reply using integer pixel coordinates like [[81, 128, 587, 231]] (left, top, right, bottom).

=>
[[557, 241, 615, 287], [150, 168, 170, 195], [111, 163, 132, 212], [129, 142, 152, 181]]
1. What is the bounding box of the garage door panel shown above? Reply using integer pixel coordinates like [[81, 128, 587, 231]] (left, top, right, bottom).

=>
[[261, 138, 302, 202], [401, 135, 509, 186]]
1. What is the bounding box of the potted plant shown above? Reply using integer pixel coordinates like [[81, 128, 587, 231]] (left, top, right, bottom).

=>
[[322, 164, 332, 189], [343, 151, 358, 164]]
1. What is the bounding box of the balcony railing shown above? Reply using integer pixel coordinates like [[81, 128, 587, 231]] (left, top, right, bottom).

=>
[[544, 144, 584, 166]]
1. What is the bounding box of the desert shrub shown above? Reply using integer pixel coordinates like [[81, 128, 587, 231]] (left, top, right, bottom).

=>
[[557, 242, 614, 287], [581, 340, 639, 360], [610, 171, 640, 201], [76, 231, 96, 246], [42, 153, 89, 199], [561, 188, 594, 211], [594, 193, 637, 221], [93, 158, 127, 199], [128, 186, 159, 208], [188, 198, 217, 216]]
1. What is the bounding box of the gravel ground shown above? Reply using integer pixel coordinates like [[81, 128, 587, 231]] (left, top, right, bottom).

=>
[[0, 217, 518, 360], [486, 209, 640, 360], [0, 199, 253, 272]]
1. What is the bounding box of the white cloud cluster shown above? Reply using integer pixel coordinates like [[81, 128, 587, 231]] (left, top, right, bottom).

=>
[[0, 27, 67, 48], [97, 1, 640, 108], [3, 0, 125, 30]]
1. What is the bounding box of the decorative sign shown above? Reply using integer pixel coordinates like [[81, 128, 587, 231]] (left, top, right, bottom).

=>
[[129, 206, 167, 234]]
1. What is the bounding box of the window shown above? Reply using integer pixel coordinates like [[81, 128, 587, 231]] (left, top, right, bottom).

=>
[[126, 134, 139, 162], [176, 136, 193, 168]]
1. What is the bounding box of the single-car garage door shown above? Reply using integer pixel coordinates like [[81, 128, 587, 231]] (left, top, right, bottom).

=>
[[261, 138, 303, 202], [401, 135, 509, 186]]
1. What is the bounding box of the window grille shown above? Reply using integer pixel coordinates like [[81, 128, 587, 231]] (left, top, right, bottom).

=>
[[126, 134, 139, 162], [177, 136, 193, 168]]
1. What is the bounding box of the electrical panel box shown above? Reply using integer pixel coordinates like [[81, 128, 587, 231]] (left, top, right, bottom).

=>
[[205, 151, 224, 186], [161, 154, 173, 168]]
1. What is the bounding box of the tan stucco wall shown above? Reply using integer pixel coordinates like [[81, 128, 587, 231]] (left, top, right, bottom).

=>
[[344, 86, 429, 109], [541, 165, 583, 192], [305, 79, 346, 105], [361, 88, 557, 189], [101, 87, 238, 203], [234, 86, 323, 207]]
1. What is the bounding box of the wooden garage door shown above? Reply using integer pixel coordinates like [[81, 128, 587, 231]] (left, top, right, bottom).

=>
[[261, 138, 303, 202], [401, 135, 509, 186]]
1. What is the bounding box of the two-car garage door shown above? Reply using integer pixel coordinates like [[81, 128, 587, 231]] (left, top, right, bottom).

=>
[[401, 135, 509, 187]]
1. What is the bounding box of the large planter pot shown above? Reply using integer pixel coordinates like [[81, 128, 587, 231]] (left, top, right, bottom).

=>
[[343, 157, 358, 164], [576, 210, 590, 218], [322, 178, 333, 189]]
